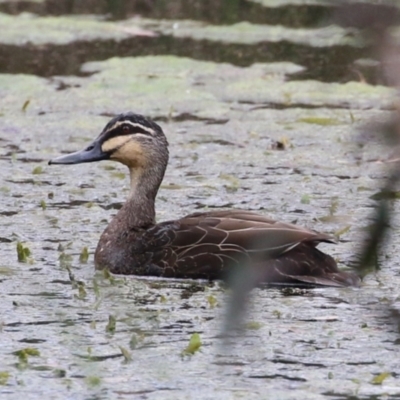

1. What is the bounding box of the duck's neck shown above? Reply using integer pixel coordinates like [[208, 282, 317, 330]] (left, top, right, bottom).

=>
[[117, 165, 163, 229], [95, 165, 165, 272]]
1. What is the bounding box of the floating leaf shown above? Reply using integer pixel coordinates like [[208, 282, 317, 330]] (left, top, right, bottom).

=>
[[21, 99, 30, 112], [16, 242, 31, 263], [272, 310, 282, 319], [105, 315, 116, 334], [53, 369, 66, 378], [79, 247, 89, 263], [245, 321, 263, 330], [119, 346, 132, 363], [102, 268, 116, 284], [59, 252, 72, 268], [334, 225, 351, 239], [32, 166, 43, 175], [76, 283, 87, 299], [86, 376, 101, 387], [298, 117, 341, 126], [207, 294, 217, 309], [129, 334, 139, 350], [182, 333, 201, 356], [329, 197, 339, 215], [14, 348, 40, 363], [370, 190, 400, 200], [0, 371, 10, 385], [301, 194, 311, 204], [371, 372, 391, 385]]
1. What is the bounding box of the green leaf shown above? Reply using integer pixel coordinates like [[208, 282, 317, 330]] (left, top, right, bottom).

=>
[[371, 372, 391, 385], [182, 333, 201, 356]]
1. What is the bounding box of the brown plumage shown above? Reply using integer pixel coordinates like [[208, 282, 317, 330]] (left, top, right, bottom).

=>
[[49, 112, 360, 287]]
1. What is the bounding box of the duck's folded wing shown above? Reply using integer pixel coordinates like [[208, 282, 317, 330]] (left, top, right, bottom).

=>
[[136, 210, 338, 280]]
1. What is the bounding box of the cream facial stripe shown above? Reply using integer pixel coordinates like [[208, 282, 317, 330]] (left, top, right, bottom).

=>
[[106, 121, 155, 135], [101, 135, 134, 153]]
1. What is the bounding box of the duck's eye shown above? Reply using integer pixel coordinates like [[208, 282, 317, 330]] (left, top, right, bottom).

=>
[[122, 125, 130, 134]]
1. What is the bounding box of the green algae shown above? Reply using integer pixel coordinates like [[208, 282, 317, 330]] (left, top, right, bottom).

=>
[[0, 12, 141, 46], [223, 78, 395, 109], [0, 57, 394, 120], [156, 20, 362, 47], [0, 12, 360, 48]]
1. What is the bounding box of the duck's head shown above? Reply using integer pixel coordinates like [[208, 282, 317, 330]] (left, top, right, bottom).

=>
[[49, 112, 169, 172]]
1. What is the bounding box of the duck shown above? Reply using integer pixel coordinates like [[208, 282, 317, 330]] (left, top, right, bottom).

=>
[[49, 112, 360, 287]]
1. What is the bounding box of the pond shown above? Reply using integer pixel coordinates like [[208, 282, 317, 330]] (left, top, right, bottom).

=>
[[0, 0, 399, 399]]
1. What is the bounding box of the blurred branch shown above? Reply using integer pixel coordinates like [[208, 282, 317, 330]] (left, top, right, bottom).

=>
[[335, 1, 400, 277]]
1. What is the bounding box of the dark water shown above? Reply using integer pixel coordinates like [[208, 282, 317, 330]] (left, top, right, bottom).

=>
[[0, 1, 399, 399]]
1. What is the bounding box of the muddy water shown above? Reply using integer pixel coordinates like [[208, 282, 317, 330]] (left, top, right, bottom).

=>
[[1, 1, 400, 399]]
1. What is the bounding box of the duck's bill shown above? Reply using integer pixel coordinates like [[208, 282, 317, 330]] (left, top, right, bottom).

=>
[[48, 140, 109, 165]]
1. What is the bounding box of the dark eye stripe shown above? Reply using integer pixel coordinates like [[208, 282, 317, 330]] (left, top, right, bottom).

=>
[[101, 124, 154, 142]]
